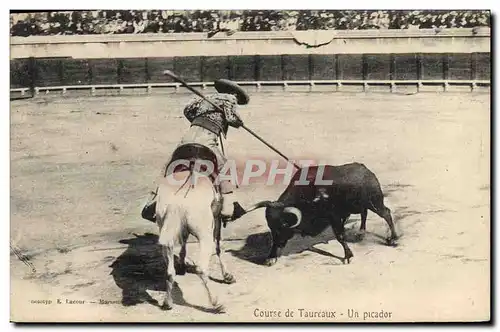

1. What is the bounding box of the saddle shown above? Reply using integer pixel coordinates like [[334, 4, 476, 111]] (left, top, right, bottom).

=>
[[160, 143, 232, 228], [164, 143, 220, 184]]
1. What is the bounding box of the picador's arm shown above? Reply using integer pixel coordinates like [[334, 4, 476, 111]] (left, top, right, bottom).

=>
[[221, 95, 244, 128]]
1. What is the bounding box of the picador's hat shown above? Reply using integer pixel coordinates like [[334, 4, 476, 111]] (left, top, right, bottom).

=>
[[214, 79, 250, 105]]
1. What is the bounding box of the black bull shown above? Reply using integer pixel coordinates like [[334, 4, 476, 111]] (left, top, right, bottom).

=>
[[232, 163, 399, 265]]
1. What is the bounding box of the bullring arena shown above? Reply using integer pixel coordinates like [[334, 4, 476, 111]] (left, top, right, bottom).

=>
[[10, 91, 490, 322], [10, 10, 491, 323]]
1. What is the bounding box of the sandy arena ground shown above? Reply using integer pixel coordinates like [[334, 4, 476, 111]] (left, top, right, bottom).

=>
[[10, 91, 490, 322]]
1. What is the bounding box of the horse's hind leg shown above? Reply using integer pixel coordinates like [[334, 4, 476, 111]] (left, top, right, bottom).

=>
[[195, 235, 225, 313], [177, 230, 188, 275], [157, 205, 180, 310], [160, 242, 175, 310]]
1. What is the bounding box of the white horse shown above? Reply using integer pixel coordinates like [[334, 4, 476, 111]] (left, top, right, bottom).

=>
[[155, 143, 235, 313]]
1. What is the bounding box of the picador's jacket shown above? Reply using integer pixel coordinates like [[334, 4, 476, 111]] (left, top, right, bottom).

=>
[[183, 93, 242, 138]]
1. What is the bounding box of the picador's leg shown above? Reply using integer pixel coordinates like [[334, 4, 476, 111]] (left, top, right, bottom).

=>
[[142, 160, 171, 223], [210, 145, 243, 222], [220, 180, 237, 219]]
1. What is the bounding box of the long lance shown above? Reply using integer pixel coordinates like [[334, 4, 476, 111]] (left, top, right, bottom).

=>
[[164, 70, 301, 170]]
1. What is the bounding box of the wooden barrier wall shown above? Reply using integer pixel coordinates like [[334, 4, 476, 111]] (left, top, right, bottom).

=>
[[10, 29, 491, 59], [9, 53, 491, 89]]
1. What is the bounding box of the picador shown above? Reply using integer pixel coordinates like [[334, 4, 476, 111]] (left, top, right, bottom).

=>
[[141, 79, 250, 223]]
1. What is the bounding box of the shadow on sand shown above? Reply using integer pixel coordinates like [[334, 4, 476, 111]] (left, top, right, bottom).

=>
[[228, 183, 419, 266], [110, 212, 404, 310], [226, 219, 375, 266], [109, 232, 217, 313]]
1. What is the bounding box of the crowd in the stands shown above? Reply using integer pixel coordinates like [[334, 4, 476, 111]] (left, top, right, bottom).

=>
[[10, 10, 491, 36]]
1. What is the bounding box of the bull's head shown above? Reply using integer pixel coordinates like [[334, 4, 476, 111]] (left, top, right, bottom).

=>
[[230, 200, 302, 228]]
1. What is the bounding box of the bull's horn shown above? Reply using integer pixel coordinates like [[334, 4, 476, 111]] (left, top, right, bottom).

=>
[[231, 200, 270, 221], [230, 200, 286, 221], [283, 206, 302, 228], [244, 200, 285, 213]]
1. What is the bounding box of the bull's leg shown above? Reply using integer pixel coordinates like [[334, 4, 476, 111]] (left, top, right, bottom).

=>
[[265, 229, 293, 266], [368, 195, 398, 246], [359, 209, 368, 232], [356, 209, 368, 240], [160, 243, 175, 310], [331, 218, 354, 264], [376, 206, 398, 246], [195, 236, 225, 314]]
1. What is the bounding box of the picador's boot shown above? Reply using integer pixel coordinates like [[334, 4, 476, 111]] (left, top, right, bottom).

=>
[[141, 190, 158, 223], [219, 192, 233, 219], [219, 180, 246, 222]]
